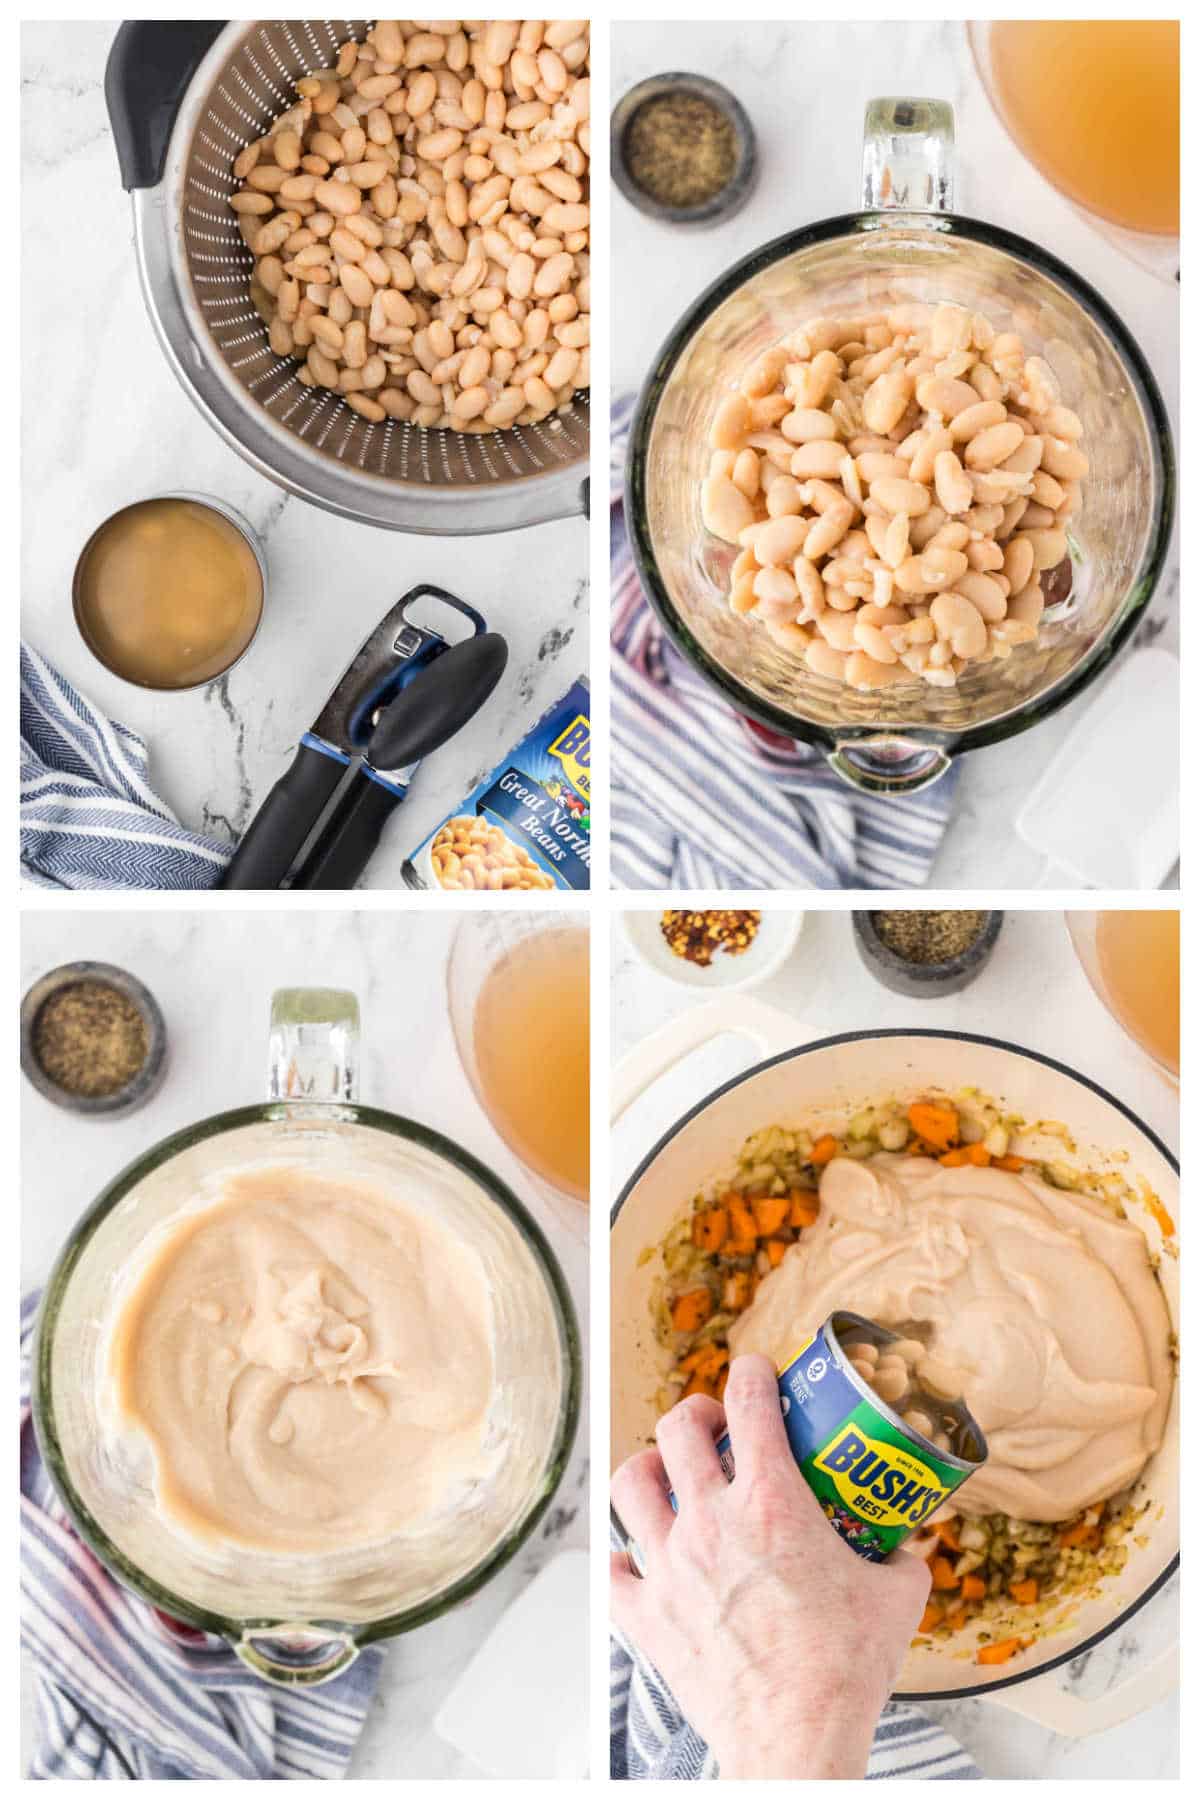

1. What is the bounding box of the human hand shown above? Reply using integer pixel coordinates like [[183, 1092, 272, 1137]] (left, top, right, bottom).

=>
[[610, 1353, 932, 1780]]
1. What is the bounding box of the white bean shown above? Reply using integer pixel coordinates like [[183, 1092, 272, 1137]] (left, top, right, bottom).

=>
[[701, 476, 756, 543], [697, 299, 1086, 688]]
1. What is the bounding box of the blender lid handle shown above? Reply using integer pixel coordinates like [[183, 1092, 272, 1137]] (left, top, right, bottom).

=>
[[267, 988, 360, 1105], [828, 738, 955, 795], [862, 98, 955, 214]]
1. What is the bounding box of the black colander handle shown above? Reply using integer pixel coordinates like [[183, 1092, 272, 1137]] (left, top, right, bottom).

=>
[[105, 21, 227, 190]]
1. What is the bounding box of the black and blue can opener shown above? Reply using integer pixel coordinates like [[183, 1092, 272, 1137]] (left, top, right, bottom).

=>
[[220, 586, 507, 890]]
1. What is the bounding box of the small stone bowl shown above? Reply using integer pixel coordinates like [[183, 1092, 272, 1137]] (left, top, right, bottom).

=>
[[852, 912, 1004, 999], [20, 961, 168, 1117], [611, 73, 757, 227]]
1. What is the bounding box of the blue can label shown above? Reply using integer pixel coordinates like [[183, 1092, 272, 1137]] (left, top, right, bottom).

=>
[[404, 679, 590, 891]]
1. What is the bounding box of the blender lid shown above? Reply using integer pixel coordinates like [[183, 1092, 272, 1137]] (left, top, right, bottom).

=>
[[1016, 647, 1179, 887]]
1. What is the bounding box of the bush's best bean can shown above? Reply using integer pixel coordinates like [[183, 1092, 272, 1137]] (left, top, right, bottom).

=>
[[403, 678, 590, 892], [708, 1311, 987, 1560]]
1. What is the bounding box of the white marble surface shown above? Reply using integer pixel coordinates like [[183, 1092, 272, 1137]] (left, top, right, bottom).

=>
[[20, 22, 587, 889], [20, 910, 588, 1779], [611, 907, 1178, 1779], [611, 21, 1179, 890]]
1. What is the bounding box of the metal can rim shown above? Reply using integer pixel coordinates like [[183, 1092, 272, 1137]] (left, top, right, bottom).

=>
[[781, 1309, 988, 1476]]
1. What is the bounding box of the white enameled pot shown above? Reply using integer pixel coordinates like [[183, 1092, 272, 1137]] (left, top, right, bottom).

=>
[[610, 997, 1178, 1733]]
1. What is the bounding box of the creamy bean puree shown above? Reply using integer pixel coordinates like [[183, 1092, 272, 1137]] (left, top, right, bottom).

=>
[[108, 1167, 504, 1556], [729, 1155, 1172, 1522]]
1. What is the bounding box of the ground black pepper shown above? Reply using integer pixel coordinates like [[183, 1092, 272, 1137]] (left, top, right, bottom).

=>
[[34, 980, 148, 1097], [661, 910, 761, 966], [624, 91, 737, 209], [873, 911, 988, 966]]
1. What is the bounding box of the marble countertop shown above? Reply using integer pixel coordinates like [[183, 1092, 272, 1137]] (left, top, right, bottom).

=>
[[20, 22, 587, 890], [611, 21, 1179, 890], [611, 906, 1178, 1779], [20, 910, 588, 1779]]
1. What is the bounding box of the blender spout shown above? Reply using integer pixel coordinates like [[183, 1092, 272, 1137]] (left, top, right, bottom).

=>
[[828, 736, 954, 795], [267, 989, 360, 1104], [862, 97, 955, 214]]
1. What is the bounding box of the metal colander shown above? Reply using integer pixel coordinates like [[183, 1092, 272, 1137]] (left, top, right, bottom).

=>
[[108, 21, 589, 534]]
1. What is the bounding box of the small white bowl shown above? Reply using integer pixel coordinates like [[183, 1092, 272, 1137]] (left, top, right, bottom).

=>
[[621, 910, 804, 992]]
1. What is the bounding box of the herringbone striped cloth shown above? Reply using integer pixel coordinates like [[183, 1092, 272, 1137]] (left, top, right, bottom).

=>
[[21, 1294, 384, 1779], [20, 643, 230, 890], [611, 397, 960, 889], [610, 1628, 982, 1780]]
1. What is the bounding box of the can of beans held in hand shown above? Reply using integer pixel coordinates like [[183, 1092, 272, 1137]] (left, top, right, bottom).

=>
[[706, 1311, 987, 1561]]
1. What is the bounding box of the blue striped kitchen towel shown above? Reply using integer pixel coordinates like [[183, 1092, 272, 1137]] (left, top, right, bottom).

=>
[[20, 642, 230, 890], [20, 1293, 384, 1780], [610, 1628, 981, 1781], [610, 396, 960, 889]]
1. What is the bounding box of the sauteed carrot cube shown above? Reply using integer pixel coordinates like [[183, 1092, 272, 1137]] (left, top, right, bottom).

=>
[[960, 1574, 986, 1601], [765, 1238, 789, 1268], [930, 1556, 959, 1591], [728, 1195, 759, 1242], [810, 1134, 839, 1165], [680, 1351, 731, 1398], [977, 1638, 1026, 1665], [1009, 1578, 1039, 1605], [1059, 1520, 1100, 1549], [692, 1207, 729, 1253], [789, 1188, 820, 1227], [917, 1603, 942, 1634], [907, 1101, 959, 1150], [751, 1197, 790, 1236], [939, 1143, 991, 1168], [994, 1153, 1027, 1171], [671, 1289, 713, 1333]]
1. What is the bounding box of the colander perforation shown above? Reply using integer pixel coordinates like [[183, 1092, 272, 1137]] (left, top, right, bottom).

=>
[[215, 74, 276, 140], [202, 110, 248, 153], [228, 347, 277, 380], [188, 221, 243, 244], [148, 19, 587, 521], [194, 133, 236, 173], [466, 435, 508, 484], [309, 399, 356, 455], [489, 436, 525, 480]]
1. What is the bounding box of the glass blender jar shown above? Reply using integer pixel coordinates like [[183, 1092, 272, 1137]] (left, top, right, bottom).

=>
[[626, 99, 1174, 793], [32, 989, 580, 1686]]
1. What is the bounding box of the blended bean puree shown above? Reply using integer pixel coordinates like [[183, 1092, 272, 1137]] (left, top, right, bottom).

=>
[[729, 1155, 1172, 1521], [108, 1167, 503, 1556]]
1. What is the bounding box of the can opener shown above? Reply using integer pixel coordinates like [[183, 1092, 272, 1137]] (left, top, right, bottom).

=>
[[220, 585, 507, 889]]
